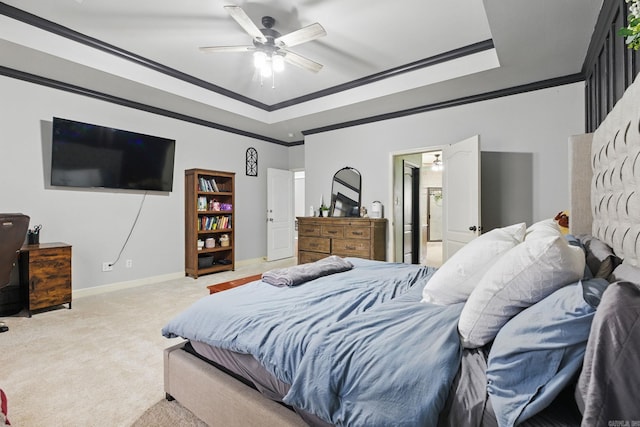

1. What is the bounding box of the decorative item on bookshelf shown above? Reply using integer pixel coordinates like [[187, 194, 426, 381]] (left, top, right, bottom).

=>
[[197, 197, 207, 211]]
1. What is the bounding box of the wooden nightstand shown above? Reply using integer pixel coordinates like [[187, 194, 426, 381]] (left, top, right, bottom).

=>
[[207, 273, 262, 294], [20, 242, 72, 316]]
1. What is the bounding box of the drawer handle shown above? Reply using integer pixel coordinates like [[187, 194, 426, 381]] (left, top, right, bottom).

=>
[[352, 232, 363, 236], [310, 243, 319, 248], [327, 230, 338, 234], [345, 245, 356, 250]]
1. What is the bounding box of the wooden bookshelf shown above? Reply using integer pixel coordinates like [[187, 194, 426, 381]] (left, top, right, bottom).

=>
[[185, 169, 235, 278]]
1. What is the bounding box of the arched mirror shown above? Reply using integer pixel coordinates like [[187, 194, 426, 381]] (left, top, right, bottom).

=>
[[330, 167, 361, 217]]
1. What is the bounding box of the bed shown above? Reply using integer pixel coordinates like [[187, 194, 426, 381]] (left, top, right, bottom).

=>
[[162, 74, 640, 427]]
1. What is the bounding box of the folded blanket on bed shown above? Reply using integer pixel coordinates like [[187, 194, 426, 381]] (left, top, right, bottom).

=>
[[261, 255, 354, 287]]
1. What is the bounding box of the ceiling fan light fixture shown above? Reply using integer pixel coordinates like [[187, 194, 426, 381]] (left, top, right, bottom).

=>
[[253, 51, 267, 68], [260, 60, 273, 78], [272, 54, 285, 72], [205, 7, 326, 88]]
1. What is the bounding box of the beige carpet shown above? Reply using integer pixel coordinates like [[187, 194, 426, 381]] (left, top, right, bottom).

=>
[[0, 258, 295, 427]]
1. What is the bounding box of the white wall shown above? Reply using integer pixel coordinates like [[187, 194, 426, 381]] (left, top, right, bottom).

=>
[[304, 83, 585, 259], [0, 76, 290, 290], [1, 75, 585, 289]]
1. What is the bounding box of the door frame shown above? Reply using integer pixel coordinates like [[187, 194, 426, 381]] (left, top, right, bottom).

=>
[[388, 146, 445, 263], [402, 160, 420, 264]]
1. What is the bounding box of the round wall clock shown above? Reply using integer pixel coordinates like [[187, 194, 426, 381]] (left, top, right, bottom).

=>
[[246, 147, 258, 176]]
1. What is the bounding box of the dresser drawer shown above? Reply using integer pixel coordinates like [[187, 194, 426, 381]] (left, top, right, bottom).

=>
[[332, 239, 371, 258], [299, 237, 330, 253], [299, 223, 321, 237], [298, 251, 330, 264], [345, 227, 370, 240], [321, 225, 344, 238]]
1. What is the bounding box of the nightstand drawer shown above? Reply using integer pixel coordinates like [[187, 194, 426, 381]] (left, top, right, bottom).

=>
[[299, 237, 330, 253], [332, 239, 370, 257]]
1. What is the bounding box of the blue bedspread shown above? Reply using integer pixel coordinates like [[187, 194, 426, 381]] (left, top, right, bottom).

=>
[[162, 258, 434, 384], [284, 284, 464, 426]]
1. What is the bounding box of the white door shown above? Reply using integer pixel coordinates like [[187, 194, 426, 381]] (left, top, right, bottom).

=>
[[267, 168, 294, 261], [442, 135, 481, 260]]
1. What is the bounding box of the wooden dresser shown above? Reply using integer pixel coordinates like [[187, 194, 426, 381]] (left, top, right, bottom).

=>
[[297, 217, 387, 264]]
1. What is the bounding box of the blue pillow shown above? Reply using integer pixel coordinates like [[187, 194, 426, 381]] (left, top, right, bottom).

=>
[[486, 278, 608, 427]]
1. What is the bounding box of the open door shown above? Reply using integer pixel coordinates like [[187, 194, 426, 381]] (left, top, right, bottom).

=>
[[267, 168, 294, 261], [442, 135, 481, 260], [403, 161, 420, 264]]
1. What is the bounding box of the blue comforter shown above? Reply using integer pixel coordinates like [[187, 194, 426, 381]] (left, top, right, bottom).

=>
[[162, 258, 434, 384], [284, 284, 464, 426]]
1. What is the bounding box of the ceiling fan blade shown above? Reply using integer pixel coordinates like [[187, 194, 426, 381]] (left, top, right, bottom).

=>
[[276, 23, 326, 47], [283, 50, 323, 73], [199, 45, 255, 53], [224, 5, 266, 43]]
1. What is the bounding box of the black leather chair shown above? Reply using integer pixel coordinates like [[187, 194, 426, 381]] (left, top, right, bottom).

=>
[[0, 214, 30, 329]]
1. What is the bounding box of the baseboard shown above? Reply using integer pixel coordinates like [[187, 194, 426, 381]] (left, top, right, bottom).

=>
[[72, 271, 184, 299], [235, 257, 266, 268], [72, 257, 295, 299]]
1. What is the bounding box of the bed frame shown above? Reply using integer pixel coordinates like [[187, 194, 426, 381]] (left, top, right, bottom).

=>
[[164, 342, 306, 426], [165, 73, 640, 425]]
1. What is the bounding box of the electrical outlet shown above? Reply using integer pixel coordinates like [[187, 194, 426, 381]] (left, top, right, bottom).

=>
[[102, 262, 113, 272], [126, 259, 133, 268]]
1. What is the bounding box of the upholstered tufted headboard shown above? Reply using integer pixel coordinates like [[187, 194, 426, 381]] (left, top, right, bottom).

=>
[[570, 73, 640, 266]]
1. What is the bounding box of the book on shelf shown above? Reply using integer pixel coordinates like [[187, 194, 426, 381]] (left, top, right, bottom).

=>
[[198, 215, 232, 231], [198, 177, 220, 192]]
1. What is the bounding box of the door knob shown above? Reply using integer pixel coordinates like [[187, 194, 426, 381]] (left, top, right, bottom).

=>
[[469, 226, 477, 232]]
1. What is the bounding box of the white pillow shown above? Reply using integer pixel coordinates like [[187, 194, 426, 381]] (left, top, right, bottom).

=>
[[421, 223, 526, 305], [458, 234, 586, 348], [525, 218, 562, 240]]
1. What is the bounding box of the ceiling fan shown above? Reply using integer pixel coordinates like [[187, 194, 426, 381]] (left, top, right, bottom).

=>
[[200, 5, 326, 83]]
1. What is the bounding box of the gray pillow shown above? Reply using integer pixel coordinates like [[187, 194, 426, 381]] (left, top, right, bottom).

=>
[[577, 235, 618, 279]]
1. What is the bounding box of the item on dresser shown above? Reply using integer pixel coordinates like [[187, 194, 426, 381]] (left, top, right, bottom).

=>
[[297, 217, 386, 264], [370, 201, 383, 218]]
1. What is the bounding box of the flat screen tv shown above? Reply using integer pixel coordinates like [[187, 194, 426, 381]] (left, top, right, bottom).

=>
[[51, 117, 176, 192]]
